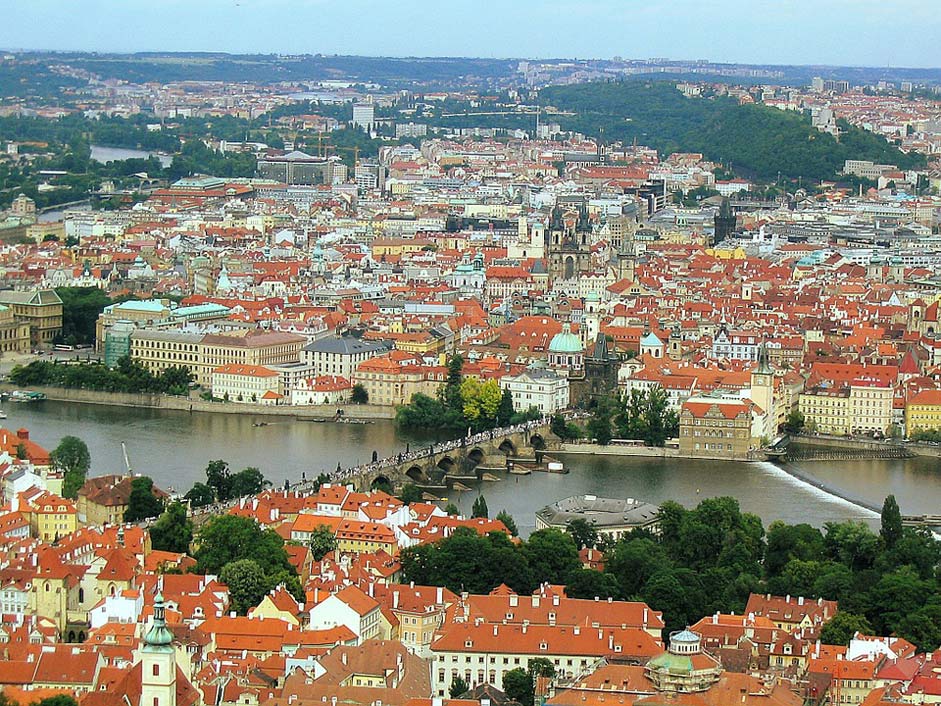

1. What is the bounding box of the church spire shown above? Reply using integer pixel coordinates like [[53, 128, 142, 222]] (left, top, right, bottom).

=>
[[143, 593, 174, 650], [756, 342, 772, 375]]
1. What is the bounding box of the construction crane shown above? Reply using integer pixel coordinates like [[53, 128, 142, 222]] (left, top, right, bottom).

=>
[[121, 441, 133, 477]]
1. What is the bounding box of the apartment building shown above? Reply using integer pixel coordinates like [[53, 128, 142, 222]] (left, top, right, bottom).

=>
[[799, 380, 893, 435], [303, 335, 391, 378], [131, 328, 304, 387], [211, 363, 281, 403], [430, 622, 662, 696], [905, 389, 941, 436]]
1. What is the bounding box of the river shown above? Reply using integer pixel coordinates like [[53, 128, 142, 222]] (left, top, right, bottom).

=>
[[8, 401, 939, 536], [90, 144, 173, 168]]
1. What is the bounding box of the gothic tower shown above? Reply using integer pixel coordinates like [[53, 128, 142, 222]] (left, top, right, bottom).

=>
[[750, 342, 774, 421], [713, 197, 737, 246]]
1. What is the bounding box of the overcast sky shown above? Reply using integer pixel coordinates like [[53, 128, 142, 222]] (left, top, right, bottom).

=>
[[2, 0, 940, 68]]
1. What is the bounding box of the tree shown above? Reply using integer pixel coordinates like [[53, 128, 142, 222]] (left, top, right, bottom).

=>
[[461, 377, 502, 431], [184, 482, 215, 508], [229, 467, 267, 498], [449, 675, 469, 699], [586, 399, 613, 445], [566, 518, 599, 550], [351, 383, 369, 404], [783, 409, 805, 433], [398, 483, 423, 505], [35, 697, 79, 706], [502, 668, 533, 706], [565, 568, 621, 600], [221, 559, 270, 615], [819, 612, 873, 646], [497, 388, 515, 427], [880, 494, 903, 549], [472, 495, 489, 519], [124, 477, 164, 522], [308, 524, 338, 561], [194, 514, 295, 578], [523, 528, 581, 585], [497, 510, 518, 536], [444, 502, 459, 516], [149, 502, 193, 554], [205, 459, 231, 502], [51, 436, 91, 499]]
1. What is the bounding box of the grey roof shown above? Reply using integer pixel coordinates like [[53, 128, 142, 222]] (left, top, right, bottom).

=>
[[303, 336, 390, 355], [535, 494, 659, 529], [130, 329, 203, 344], [0, 289, 62, 306]]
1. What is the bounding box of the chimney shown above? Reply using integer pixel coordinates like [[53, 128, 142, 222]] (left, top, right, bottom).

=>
[[393, 591, 399, 609], [643, 608, 648, 625], [436, 586, 443, 604], [341, 652, 348, 665], [785, 595, 791, 603], [493, 625, 498, 636], [798, 596, 804, 606], [16, 428, 28, 440]]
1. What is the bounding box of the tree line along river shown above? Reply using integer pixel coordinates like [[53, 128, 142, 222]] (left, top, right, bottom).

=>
[[9, 400, 941, 536]]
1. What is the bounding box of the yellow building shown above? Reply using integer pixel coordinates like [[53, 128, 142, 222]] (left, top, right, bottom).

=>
[[906, 389, 941, 436], [211, 363, 280, 403], [800, 381, 893, 435], [336, 519, 399, 556], [131, 328, 305, 387], [0, 303, 32, 353], [679, 398, 753, 460], [353, 356, 444, 407], [23, 491, 77, 542], [0, 289, 63, 347]]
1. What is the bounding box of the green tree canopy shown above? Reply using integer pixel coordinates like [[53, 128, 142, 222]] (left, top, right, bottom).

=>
[[124, 476, 164, 522], [51, 436, 91, 499], [308, 524, 338, 561], [194, 514, 296, 579], [149, 502, 193, 554], [220, 559, 270, 615]]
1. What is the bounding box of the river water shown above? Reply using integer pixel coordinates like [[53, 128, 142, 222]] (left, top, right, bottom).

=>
[[90, 144, 173, 168], [8, 401, 939, 536]]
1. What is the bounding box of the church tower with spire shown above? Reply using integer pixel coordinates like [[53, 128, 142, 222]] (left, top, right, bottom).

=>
[[140, 593, 177, 706]]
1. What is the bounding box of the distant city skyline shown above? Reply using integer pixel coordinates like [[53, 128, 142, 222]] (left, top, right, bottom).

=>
[[2, 0, 940, 69]]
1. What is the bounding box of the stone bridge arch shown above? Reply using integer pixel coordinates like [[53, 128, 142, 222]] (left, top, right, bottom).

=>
[[498, 438, 517, 456]]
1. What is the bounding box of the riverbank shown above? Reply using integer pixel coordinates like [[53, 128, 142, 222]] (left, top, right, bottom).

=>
[[0, 383, 395, 420], [557, 442, 679, 458]]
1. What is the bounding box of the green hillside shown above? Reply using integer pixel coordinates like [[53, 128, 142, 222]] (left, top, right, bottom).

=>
[[539, 81, 924, 181]]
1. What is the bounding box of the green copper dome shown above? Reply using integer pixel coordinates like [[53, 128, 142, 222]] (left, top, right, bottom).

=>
[[143, 592, 174, 651], [549, 323, 582, 354]]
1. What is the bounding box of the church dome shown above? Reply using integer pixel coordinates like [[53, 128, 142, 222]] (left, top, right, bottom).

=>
[[549, 324, 582, 354]]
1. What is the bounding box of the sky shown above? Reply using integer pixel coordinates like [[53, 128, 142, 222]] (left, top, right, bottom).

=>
[[2, 0, 940, 68]]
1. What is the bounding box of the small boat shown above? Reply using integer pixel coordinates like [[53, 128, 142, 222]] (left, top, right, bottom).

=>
[[481, 473, 501, 482], [0, 410, 6, 419], [452, 481, 471, 492], [252, 421, 270, 427]]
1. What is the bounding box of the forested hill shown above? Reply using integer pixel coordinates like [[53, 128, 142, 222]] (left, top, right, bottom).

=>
[[539, 81, 925, 181]]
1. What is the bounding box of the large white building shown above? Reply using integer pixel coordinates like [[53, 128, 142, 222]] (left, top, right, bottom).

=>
[[211, 363, 281, 403], [500, 365, 569, 414], [302, 336, 391, 379]]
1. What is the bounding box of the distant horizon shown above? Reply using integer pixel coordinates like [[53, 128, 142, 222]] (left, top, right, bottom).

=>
[[2, 48, 941, 73], [2, 0, 940, 70]]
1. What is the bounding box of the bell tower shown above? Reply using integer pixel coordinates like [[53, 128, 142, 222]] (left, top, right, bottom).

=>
[[140, 593, 177, 706], [750, 342, 774, 419]]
